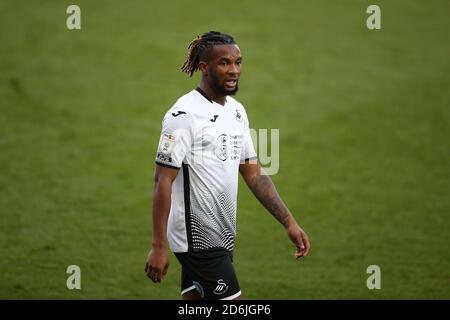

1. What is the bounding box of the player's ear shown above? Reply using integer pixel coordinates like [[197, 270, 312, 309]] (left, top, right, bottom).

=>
[[199, 61, 208, 76]]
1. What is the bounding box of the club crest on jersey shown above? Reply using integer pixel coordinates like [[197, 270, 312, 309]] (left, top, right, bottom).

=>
[[216, 134, 229, 161], [235, 109, 242, 122], [213, 279, 228, 295]]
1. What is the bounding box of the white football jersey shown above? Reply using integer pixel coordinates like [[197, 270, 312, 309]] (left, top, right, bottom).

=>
[[155, 88, 257, 253]]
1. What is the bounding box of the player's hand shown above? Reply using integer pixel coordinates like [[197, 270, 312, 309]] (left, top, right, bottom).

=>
[[145, 247, 169, 283], [287, 223, 310, 260]]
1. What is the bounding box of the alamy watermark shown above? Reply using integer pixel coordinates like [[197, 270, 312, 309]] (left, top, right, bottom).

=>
[[366, 265, 381, 290], [250, 129, 279, 175], [157, 128, 281, 175], [66, 5, 81, 30], [66, 265, 81, 290], [366, 5, 381, 30]]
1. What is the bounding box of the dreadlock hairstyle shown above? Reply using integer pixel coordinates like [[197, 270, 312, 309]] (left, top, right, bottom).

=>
[[180, 31, 236, 77]]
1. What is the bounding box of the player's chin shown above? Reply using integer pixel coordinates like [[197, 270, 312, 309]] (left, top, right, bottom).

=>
[[224, 85, 239, 96]]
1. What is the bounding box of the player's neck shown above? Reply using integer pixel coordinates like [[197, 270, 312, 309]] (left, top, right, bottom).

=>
[[198, 82, 226, 106]]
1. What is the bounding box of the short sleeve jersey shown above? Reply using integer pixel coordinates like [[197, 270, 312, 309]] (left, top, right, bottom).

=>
[[155, 88, 257, 253]]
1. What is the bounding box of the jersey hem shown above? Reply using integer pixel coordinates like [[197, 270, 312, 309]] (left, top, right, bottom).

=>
[[172, 247, 232, 254]]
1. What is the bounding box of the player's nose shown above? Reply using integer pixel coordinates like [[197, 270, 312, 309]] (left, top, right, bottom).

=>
[[228, 63, 240, 76]]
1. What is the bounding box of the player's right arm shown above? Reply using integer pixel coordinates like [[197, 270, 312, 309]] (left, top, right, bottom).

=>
[[145, 165, 179, 283], [145, 107, 193, 283]]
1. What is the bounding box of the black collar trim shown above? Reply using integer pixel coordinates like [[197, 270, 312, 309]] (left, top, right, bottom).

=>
[[195, 87, 213, 103]]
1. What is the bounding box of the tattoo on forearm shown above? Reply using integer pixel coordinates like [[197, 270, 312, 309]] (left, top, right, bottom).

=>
[[249, 174, 290, 225]]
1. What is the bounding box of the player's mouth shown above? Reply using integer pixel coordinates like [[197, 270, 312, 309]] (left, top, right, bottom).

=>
[[224, 79, 238, 89]]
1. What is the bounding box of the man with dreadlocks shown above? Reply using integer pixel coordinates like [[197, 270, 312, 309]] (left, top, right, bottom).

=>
[[145, 31, 310, 300]]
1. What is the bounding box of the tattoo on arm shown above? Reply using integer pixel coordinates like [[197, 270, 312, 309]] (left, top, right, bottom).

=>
[[249, 174, 291, 226]]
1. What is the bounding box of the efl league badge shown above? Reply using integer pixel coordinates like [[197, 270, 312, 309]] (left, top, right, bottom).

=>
[[160, 133, 176, 154]]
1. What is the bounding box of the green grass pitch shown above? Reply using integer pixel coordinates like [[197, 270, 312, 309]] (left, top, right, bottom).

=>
[[0, 0, 449, 299]]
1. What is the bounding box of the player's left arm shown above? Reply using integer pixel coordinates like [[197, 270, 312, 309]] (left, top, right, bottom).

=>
[[239, 160, 310, 259]]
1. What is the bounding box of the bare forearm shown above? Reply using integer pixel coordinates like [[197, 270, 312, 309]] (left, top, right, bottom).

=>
[[248, 174, 294, 228], [240, 163, 310, 258], [151, 180, 172, 249]]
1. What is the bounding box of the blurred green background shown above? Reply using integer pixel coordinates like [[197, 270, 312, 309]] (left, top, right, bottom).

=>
[[0, 0, 449, 299]]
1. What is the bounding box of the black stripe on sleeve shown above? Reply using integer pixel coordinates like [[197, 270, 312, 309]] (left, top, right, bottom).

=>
[[241, 156, 258, 163], [155, 161, 180, 170]]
